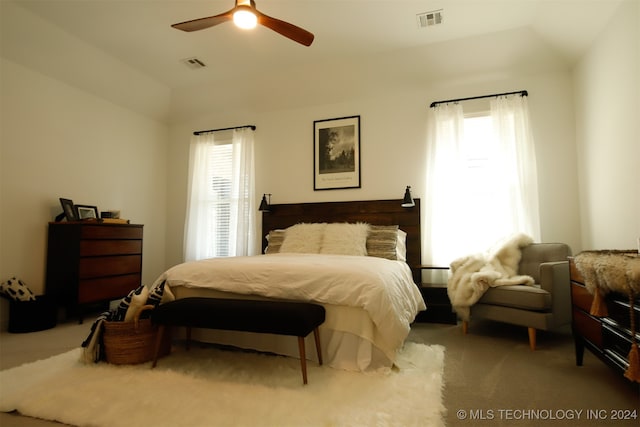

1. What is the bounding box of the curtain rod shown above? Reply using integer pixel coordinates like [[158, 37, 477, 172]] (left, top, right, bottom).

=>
[[429, 90, 528, 108], [193, 125, 256, 135]]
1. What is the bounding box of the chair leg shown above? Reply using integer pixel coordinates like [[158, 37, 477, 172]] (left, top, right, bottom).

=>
[[462, 320, 469, 334], [528, 327, 536, 351], [313, 328, 323, 366], [298, 336, 308, 385]]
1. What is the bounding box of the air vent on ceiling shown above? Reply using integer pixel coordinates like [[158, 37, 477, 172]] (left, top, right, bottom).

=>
[[417, 9, 443, 28], [182, 57, 206, 69]]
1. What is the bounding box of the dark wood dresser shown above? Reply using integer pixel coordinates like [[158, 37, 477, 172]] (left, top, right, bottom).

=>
[[569, 257, 640, 386], [46, 222, 143, 320]]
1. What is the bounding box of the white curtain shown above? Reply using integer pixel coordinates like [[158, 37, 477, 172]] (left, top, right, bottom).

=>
[[424, 103, 467, 266], [425, 95, 540, 266], [184, 128, 257, 261], [490, 95, 541, 241]]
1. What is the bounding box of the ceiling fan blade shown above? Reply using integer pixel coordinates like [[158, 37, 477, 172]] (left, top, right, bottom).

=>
[[256, 11, 314, 46], [172, 9, 234, 32]]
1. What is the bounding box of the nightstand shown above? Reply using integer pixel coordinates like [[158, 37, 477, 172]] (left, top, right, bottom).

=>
[[413, 265, 457, 324]]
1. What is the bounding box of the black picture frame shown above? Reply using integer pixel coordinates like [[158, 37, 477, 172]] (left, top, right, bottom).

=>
[[313, 115, 361, 190], [59, 198, 78, 221], [75, 204, 99, 220]]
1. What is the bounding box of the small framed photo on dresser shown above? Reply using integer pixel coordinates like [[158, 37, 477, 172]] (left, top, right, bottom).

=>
[[75, 205, 99, 220], [59, 198, 78, 221]]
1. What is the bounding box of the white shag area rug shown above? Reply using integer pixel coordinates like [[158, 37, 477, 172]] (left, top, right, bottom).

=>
[[0, 342, 445, 427]]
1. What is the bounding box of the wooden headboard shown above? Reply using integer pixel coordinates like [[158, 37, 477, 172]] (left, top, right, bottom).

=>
[[261, 199, 421, 274]]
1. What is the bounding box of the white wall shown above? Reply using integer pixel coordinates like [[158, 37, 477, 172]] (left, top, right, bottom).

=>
[[0, 2, 171, 329], [0, 58, 169, 303], [5, 0, 625, 323], [166, 68, 582, 267], [573, 0, 640, 250]]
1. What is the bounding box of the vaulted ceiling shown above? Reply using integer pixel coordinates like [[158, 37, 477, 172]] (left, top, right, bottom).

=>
[[1, 0, 623, 121]]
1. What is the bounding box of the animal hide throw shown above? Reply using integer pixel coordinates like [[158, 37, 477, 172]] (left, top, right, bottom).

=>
[[574, 250, 640, 383], [447, 233, 535, 320]]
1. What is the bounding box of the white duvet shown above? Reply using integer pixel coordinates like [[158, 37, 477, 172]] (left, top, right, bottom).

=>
[[152, 253, 426, 361]]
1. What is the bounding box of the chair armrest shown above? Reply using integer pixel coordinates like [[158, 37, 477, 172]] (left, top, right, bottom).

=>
[[539, 261, 571, 326], [539, 261, 570, 293]]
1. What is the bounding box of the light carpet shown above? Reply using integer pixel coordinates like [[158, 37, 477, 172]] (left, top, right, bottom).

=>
[[0, 342, 445, 427]]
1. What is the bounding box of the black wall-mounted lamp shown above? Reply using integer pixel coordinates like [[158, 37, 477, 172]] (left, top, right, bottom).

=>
[[401, 186, 415, 208], [259, 193, 271, 212]]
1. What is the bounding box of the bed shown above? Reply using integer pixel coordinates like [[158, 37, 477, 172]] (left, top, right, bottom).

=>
[[152, 199, 425, 371]]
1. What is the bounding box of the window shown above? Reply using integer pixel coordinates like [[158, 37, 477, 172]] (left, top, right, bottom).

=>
[[205, 143, 232, 257], [462, 114, 493, 184], [184, 128, 256, 261], [425, 96, 540, 266], [456, 113, 517, 251]]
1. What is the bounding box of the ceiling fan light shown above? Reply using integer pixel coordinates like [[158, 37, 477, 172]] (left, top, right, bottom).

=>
[[233, 9, 257, 29]]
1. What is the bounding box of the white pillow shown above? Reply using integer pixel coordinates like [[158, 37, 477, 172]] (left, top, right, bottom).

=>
[[280, 223, 327, 254], [396, 229, 407, 262], [320, 223, 370, 256]]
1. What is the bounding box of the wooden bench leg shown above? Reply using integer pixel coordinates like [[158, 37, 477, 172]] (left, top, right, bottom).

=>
[[313, 328, 323, 366], [298, 336, 308, 385], [151, 325, 166, 368]]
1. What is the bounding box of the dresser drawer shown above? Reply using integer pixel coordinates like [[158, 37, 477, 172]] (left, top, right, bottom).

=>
[[606, 296, 640, 331], [78, 274, 141, 303], [80, 240, 142, 256], [80, 225, 143, 240], [79, 255, 142, 278], [571, 282, 594, 313], [602, 320, 634, 365], [47, 222, 144, 320], [572, 308, 603, 348]]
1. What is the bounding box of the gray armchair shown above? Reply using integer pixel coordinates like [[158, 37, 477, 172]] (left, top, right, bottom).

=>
[[462, 243, 572, 350]]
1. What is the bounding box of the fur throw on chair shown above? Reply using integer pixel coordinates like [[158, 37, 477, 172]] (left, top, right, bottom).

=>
[[447, 233, 535, 320]]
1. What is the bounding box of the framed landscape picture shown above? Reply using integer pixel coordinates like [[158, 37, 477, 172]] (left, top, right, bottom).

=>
[[313, 115, 361, 190]]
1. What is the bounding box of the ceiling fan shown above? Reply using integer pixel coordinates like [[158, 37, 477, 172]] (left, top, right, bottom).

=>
[[171, 0, 314, 47]]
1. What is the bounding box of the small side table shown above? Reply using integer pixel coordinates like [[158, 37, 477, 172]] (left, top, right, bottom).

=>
[[412, 265, 457, 324]]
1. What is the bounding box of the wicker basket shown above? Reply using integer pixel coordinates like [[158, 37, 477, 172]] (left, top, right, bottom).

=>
[[103, 304, 171, 365]]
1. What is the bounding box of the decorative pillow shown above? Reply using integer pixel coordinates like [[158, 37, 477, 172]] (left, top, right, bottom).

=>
[[396, 229, 408, 262], [366, 225, 399, 260], [265, 230, 286, 254], [123, 285, 149, 322], [0, 277, 36, 301], [279, 223, 327, 254], [320, 223, 370, 256], [146, 280, 167, 307], [114, 284, 146, 321]]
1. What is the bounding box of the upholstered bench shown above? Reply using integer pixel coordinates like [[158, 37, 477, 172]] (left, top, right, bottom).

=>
[[150, 297, 326, 384]]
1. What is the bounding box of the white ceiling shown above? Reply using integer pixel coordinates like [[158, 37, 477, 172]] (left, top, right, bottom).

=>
[[2, 0, 624, 120]]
